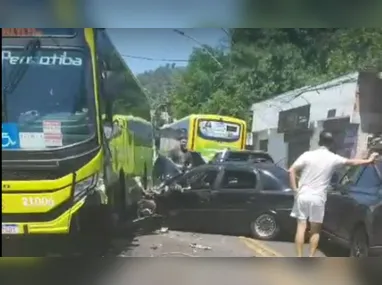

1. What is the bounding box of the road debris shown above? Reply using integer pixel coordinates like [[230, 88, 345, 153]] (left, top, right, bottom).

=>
[[159, 227, 169, 233], [189, 243, 212, 250], [150, 244, 162, 250], [155, 227, 169, 234], [158, 252, 199, 257]]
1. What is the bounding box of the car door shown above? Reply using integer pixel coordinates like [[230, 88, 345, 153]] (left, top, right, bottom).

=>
[[370, 193, 382, 248], [257, 170, 295, 230], [213, 166, 259, 234], [347, 164, 382, 245], [324, 166, 363, 236], [332, 165, 381, 241], [168, 167, 221, 231]]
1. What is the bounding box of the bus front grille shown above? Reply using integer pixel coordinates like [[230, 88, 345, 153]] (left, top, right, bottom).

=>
[[2, 170, 67, 181]]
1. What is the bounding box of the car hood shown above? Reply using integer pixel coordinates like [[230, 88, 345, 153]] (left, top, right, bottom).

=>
[[152, 151, 206, 184]]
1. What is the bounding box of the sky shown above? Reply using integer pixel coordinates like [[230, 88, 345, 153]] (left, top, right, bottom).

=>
[[107, 29, 228, 74]]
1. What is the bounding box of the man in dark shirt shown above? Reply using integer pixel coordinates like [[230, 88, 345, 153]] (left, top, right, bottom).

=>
[[168, 135, 192, 171]]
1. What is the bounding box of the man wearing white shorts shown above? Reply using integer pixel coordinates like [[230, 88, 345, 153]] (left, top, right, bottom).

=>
[[288, 131, 379, 257]]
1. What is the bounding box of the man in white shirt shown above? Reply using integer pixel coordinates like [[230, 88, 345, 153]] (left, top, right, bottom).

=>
[[288, 131, 379, 257]]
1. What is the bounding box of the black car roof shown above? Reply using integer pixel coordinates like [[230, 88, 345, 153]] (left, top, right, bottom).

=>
[[193, 161, 286, 173], [218, 149, 270, 155]]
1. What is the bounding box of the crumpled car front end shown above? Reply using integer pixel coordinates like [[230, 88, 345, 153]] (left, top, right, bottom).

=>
[[136, 151, 205, 221]]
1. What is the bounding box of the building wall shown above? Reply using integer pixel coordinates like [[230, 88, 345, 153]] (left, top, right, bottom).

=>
[[251, 73, 358, 133], [250, 73, 361, 165], [250, 72, 380, 162], [356, 71, 382, 133], [254, 119, 362, 167], [355, 130, 370, 158]]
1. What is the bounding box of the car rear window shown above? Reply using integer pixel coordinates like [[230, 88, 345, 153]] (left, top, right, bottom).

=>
[[262, 166, 290, 186]]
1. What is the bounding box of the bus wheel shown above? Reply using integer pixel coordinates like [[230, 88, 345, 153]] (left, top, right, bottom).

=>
[[70, 206, 114, 255], [103, 166, 119, 231]]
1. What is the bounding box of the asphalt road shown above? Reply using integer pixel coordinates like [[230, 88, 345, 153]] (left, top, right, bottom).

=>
[[108, 224, 349, 258], [110, 230, 256, 257], [73, 231, 357, 285], [258, 235, 349, 257], [2, 226, 358, 285], [2, 221, 349, 258]]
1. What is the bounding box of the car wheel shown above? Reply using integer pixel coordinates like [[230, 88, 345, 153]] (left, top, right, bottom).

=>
[[250, 213, 280, 240], [350, 226, 369, 257]]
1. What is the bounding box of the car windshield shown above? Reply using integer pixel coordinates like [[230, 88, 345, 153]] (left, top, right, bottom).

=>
[[210, 152, 223, 163], [198, 119, 241, 142], [2, 48, 95, 150]]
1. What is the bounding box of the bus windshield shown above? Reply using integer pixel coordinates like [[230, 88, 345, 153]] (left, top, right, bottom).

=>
[[198, 119, 241, 142], [2, 48, 96, 150]]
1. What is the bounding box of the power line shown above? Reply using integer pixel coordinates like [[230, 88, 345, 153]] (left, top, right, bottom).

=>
[[173, 29, 223, 68], [221, 28, 232, 41], [121, 54, 191, 62], [120, 29, 225, 67], [173, 29, 207, 49]]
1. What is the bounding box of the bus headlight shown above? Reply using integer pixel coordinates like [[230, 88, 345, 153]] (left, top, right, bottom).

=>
[[74, 174, 98, 199]]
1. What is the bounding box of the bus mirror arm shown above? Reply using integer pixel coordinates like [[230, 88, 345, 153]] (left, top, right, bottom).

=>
[[110, 123, 122, 140], [104, 122, 122, 141]]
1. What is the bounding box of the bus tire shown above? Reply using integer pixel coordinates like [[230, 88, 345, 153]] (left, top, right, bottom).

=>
[[101, 166, 118, 234], [77, 205, 114, 235], [69, 205, 113, 255]]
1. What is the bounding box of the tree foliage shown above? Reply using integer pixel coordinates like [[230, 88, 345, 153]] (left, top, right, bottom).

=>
[[137, 63, 185, 109], [138, 29, 382, 124]]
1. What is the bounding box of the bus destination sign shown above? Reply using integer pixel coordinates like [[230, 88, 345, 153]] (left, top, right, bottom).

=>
[[2, 28, 76, 38]]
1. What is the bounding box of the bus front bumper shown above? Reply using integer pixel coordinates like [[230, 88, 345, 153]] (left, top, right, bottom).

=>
[[2, 199, 85, 236]]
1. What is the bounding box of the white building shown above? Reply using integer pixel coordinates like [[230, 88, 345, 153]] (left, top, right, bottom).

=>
[[250, 71, 382, 168]]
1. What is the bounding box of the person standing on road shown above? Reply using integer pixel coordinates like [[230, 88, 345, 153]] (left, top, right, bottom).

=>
[[168, 133, 193, 171], [288, 131, 379, 257]]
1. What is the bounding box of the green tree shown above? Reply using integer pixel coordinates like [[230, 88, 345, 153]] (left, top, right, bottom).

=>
[[163, 29, 382, 124], [326, 28, 382, 76], [169, 46, 230, 118], [137, 63, 185, 110]]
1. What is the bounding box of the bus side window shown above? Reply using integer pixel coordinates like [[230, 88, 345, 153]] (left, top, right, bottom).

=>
[[98, 60, 111, 123], [95, 30, 113, 124]]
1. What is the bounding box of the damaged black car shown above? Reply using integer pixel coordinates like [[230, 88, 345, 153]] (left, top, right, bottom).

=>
[[143, 154, 296, 241]]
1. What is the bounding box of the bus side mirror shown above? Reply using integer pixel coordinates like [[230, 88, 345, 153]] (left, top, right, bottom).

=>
[[104, 121, 122, 141]]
